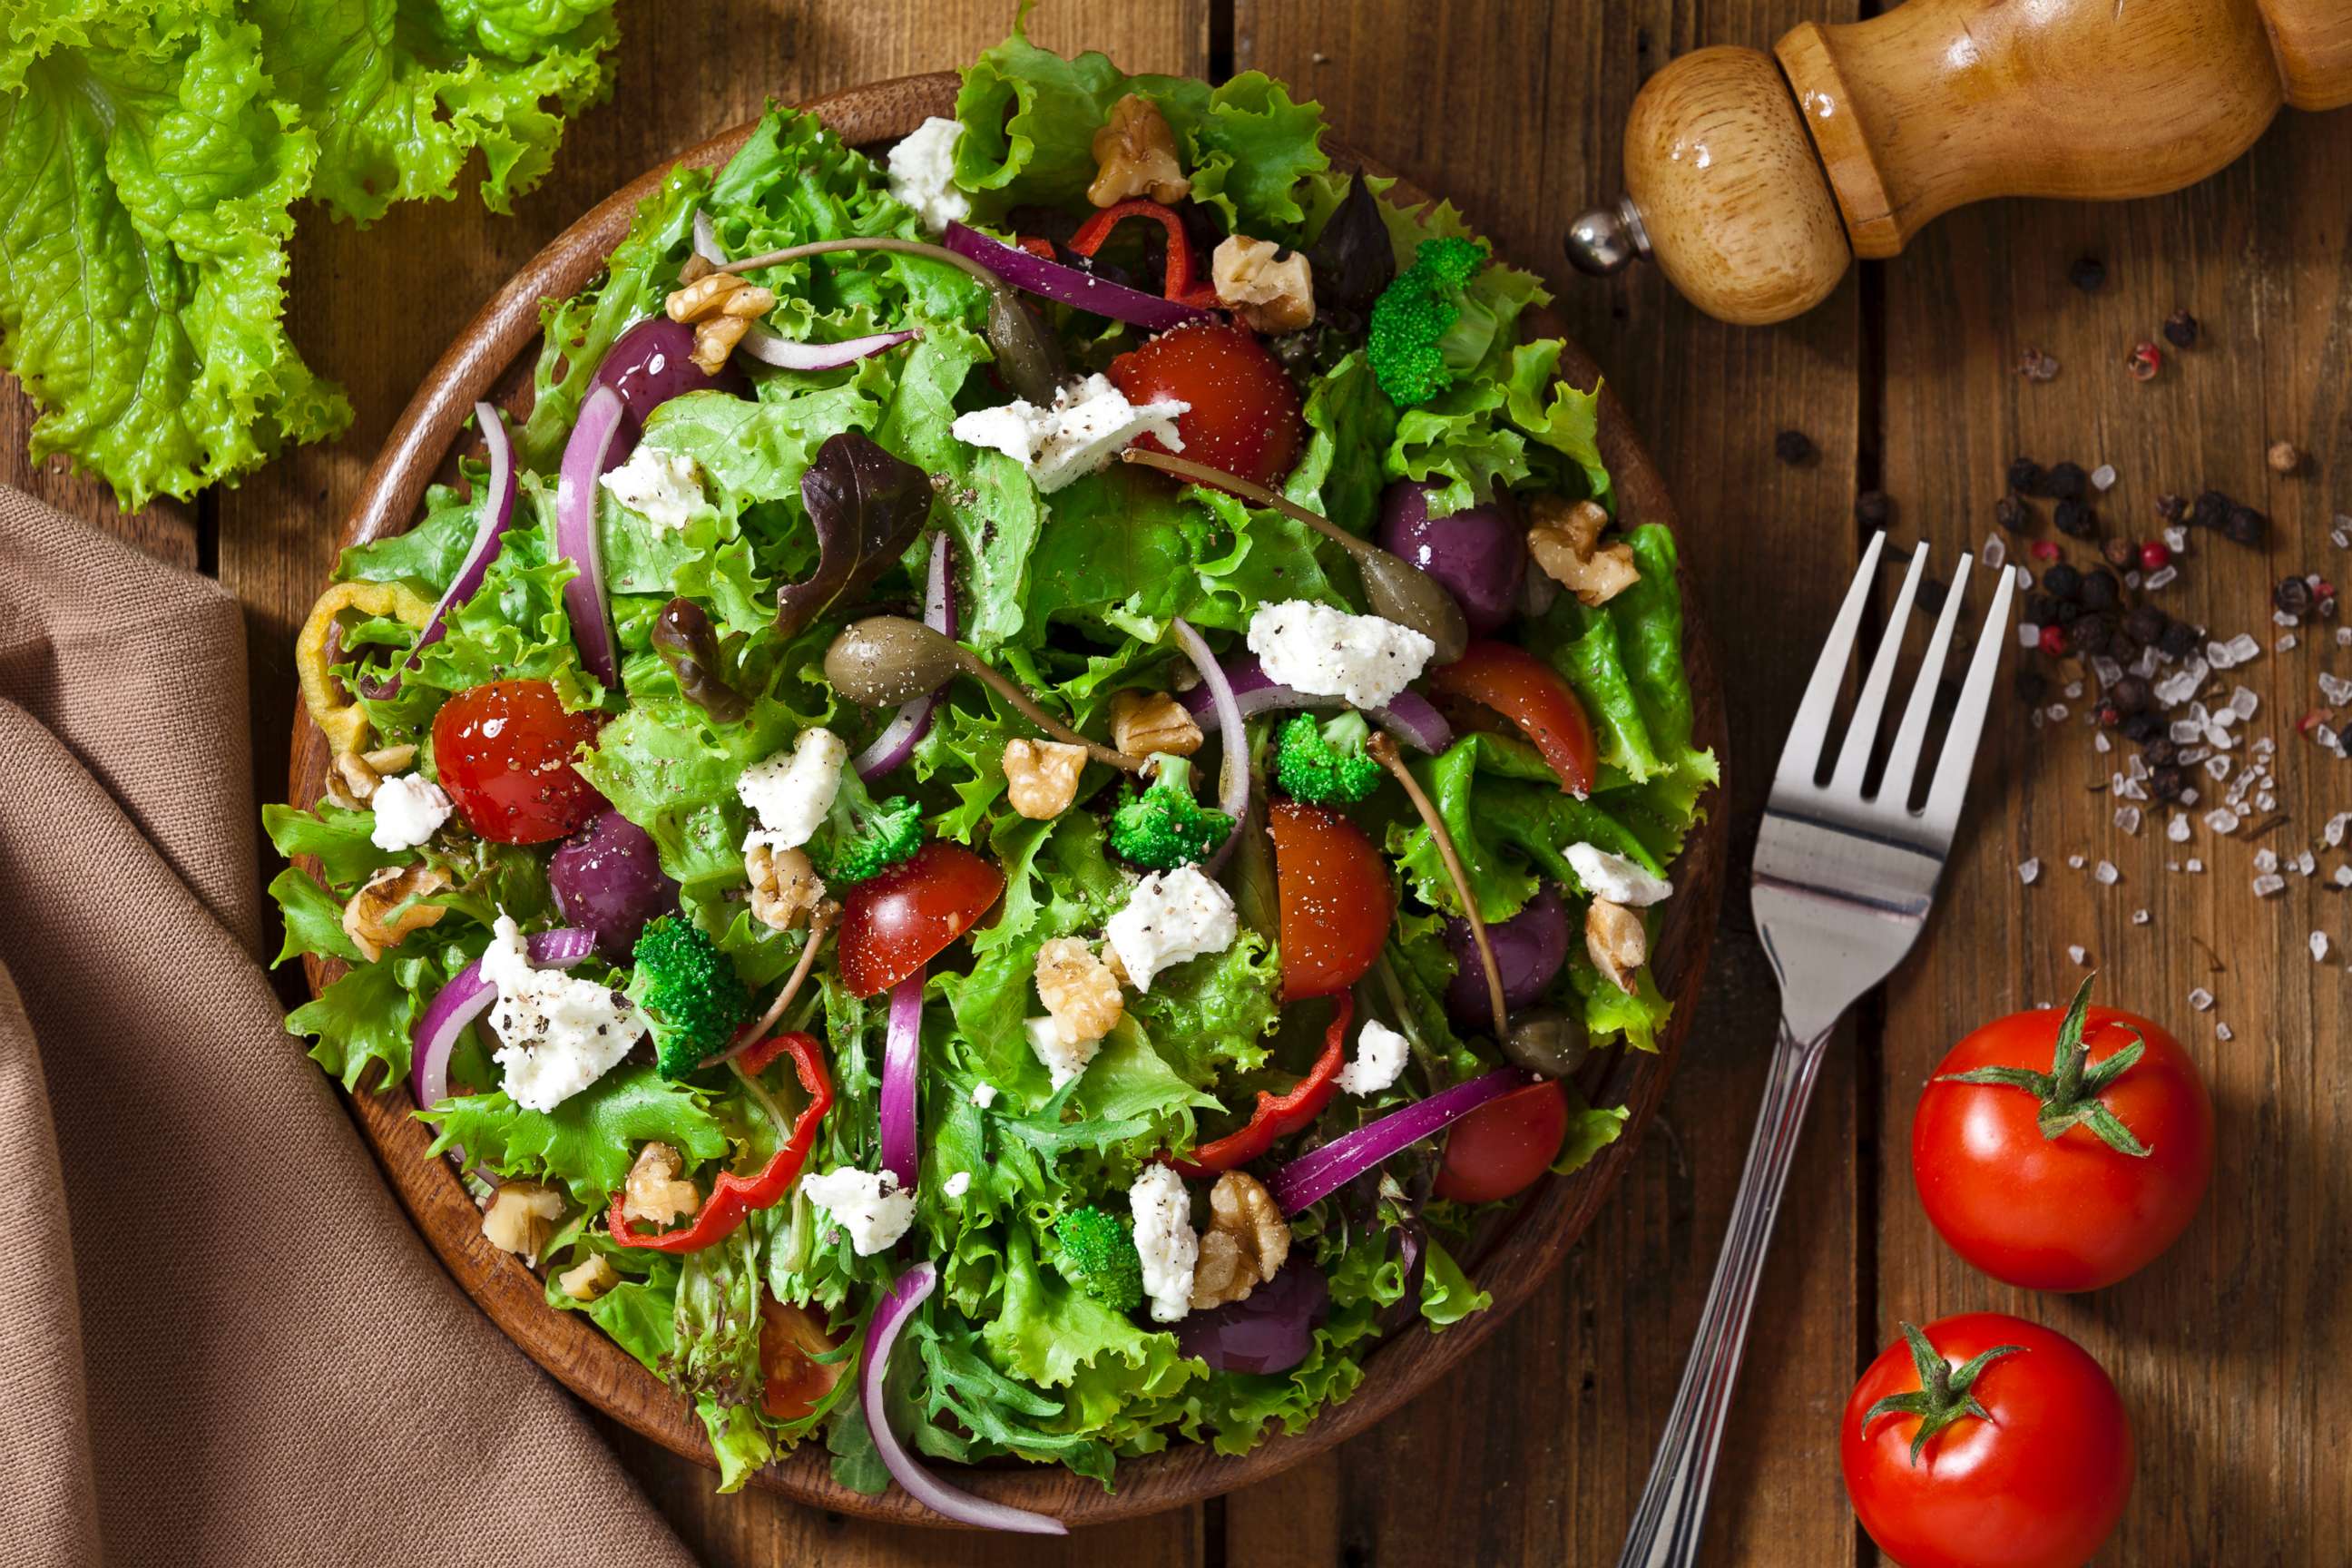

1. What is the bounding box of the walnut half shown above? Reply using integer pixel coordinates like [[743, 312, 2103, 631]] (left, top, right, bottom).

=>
[[1586, 898, 1648, 994], [1034, 936, 1124, 1045], [481, 1181, 565, 1262], [1109, 690, 1202, 760], [1088, 93, 1189, 207], [1211, 236, 1316, 336], [1003, 738, 1089, 819], [1527, 494, 1640, 607], [341, 864, 450, 962], [748, 843, 828, 931], [664, 271, 778, 374], [622, 1142, 702, 1228], [1189, 1171, 1292, 1310]]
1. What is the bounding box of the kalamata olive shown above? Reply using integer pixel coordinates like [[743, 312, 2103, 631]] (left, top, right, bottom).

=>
[[651, 597, 748, 723], [1444, 885, 1571, 1025], [548, 808, 681, 963], [1500, 1007, 1590, 1080], [824, 616, 960, 706], [1379, 479, 1526, 637], [592, 318, 750, 466]]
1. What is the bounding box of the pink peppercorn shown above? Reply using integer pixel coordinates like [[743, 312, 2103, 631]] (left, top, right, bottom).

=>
[[2038, 624, 2069, 657], [2140, 541, 2171, 572], [2030, 540, 2062, 561]]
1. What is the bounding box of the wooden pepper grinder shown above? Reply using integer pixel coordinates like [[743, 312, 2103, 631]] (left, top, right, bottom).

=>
[[1565, 0, 2352, 324]]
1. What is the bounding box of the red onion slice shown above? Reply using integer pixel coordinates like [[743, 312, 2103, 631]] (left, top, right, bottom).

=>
[[695, 208, 925, 371], [1266, 1067, 1541, 1214], [854, 533, 956, 780], [362, 401, 518, 700], [1177, 652, 1452, 754], [410, 926, 599, 1111], [941, 221, 1212, 333], [862, 1260, 1068, 1534], [555, 384, 628, 687], [880, 968, 924, 1191], [1171, 617, 1249, 877]]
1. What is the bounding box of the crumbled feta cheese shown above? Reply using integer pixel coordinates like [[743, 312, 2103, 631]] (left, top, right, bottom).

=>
[[1128, 1163, 1198, 1324], [971, 1082, 999, 1109], [800, 1167, 917, 1255], [1024, 1015, 1102, 1089], [1337, 1019, 1410, 1096], [944, 1171, 974, 1200], [1246, 599, 1437, 710], [884, 115, 970, 233], [370, 771, 452, 851], [951, 374, 1187, 494], [738, 727, 848, 852], [1105, 865, 1238, 990], [480, 914, 642, 1112], [599, 444, 706, 533], [1566, 842, 1673, 906]]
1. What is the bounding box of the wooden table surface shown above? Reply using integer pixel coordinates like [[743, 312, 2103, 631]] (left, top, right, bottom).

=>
[[16, 3, 2346, 1563]]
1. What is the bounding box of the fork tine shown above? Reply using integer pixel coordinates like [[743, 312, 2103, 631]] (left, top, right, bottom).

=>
[[1774, 532, 1886, 789], [1877, 553, 1975, 808], [1826, 541, 1930, 796], [1919, 557, 2019, 838]]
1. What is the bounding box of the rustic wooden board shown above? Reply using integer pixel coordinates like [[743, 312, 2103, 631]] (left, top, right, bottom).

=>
[[1873, 103, 2352, 1568]]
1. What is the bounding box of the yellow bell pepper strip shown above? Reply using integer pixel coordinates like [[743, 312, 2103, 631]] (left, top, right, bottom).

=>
[[295, 580, 436, 756]]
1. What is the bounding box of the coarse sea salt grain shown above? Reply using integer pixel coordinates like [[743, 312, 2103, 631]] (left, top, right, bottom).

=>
[[2189, 986, 2214, 1011], [2254, 872, 2287, 897], [2167, 813, 2190, 843], [2338, 627, 2352, 648], [2018, 858, 2042, 885], [2216, 1022, 2235, 1043], [2328, 813, 2352, 848], [2206, 754, 2233, 779], [2115, 806, 2142, 834], [1982, 534, 2007, 571], [2164, 524, 2189, 553], [2091, 463, 2117, 492], [2018, 621, 2043, 650], [2094, 732, 2112, 754], [2312, 932, 2332, 963], [2067, 854, 2088, 869], [2144, 565, 2179, 591], [2067, 944, 2089, 966], [2046, 703, 2071, 722], [2125, 571, 2143, 591], [2093, 860, 2120, 885], [2257, 791, 2278, 812], [2225, 632, 2261, 662], [2320, 672, 2352, 705], [2206, 808, 2240, 833], [2092, 657, 2122, 689], [2336, 866, 2352, 887], [2334, 514, 2352, 549], [2278, 633, 2299, 652], [2297, 850, 2318, 877], [2186, 857, 2204, 873], [2064, 681, 2085, 701], [2208, 640, 2238, 671], [2231, 686, 2260, 719], [2132, 907, 2151, 926], [2255, 848, 2279, 875]]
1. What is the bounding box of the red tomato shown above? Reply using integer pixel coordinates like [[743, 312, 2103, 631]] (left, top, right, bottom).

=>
[[1109, 320, 1305, 490], [837, 841, 1005, 997], [1267, 800, 1393, 1002], [430, 679, 607, 844], [1434, 1079, 1567, 1202], [1842, 1313, 2132, 1568], [1912, 984, 2212, 1291], [758, 1298, 845, 1422], [1423, 640, 1597, 797]]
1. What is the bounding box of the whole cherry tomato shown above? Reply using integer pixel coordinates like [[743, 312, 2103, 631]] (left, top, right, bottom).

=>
[[1423, 640, 1597, 797], [1912, 977, 2212, 1291], [430, 679, 607, 844], [758, 1298, 845, 1422], [1109, 320, 1305, 491], [1267, 799, 1392, 1002], [1434, 1078, 1568, 1202], [836, 841, 1005, 997], [1842, 1313, 2132, 1568]]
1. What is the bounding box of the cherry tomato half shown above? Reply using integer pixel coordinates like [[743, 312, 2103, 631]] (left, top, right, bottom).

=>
[[758, 1298, 845, 1422], [837, 841, 1005, 997], [1267, 800, 1392, 1003], [1842, 1313, 2132, 1568], [1912, 991, 2212, 1292], [430, 679, 607, 844], [1434, 1078, 1568, 1203], [1109, 320, 1305, 491], [1423, 640, 1597, 797]]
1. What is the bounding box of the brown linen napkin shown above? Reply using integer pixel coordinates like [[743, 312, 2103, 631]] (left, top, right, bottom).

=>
[[0, 490, 695, 1568]]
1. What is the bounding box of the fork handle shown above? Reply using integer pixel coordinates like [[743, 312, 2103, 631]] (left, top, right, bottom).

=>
[[1616, 1018, 1835, 1568]]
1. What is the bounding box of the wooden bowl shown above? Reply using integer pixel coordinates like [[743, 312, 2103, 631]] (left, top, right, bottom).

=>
[[291, 71, 1729, 1528]]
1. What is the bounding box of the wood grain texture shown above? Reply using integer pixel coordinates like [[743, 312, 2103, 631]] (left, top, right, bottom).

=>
[[1874, 91, 2352, 1568], [1231, 4, 1864, 1565]]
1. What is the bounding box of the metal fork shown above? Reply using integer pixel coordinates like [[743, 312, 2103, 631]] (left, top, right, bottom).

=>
[[1617, 533, 2015, 1568]]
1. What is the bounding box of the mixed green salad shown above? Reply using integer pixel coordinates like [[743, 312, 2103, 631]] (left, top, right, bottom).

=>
[[268, 24, 1715, 1528]]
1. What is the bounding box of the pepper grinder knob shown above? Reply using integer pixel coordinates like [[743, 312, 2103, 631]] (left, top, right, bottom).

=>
[[1563, 196, 1651, 278]]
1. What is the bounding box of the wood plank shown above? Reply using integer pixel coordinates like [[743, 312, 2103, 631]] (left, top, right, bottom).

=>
[[1874, 104, 2352, 1567], [218, 3, 1208, 1563], [1230, 4, 1865, 1564], [0, 393, 196, 570]]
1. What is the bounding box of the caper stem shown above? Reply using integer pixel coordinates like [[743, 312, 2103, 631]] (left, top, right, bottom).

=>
[[1370, 731, 1509, 1042], [1119, 446, 1366, 557], [954, 652, 1147, 773], [716, 236, 998, 288], [710, 901, 840, 1069]]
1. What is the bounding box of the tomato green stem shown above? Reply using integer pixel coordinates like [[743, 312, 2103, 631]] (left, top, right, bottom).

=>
[[1935, 973, 2150, 1156], [1862, 1321, 2024, 1465]]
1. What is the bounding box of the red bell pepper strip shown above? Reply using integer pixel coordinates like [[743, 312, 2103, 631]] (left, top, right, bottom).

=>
[[1067, 199, 1220, 310], [609, 1033, 833, 1252], [1014, 235, 1058, 260], [1170, 993, 1353, 1178]]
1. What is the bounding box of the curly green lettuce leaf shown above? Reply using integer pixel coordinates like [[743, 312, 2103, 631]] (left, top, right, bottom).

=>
[[283, 942, 449, 1090], [423, 1063, 730, 1204]]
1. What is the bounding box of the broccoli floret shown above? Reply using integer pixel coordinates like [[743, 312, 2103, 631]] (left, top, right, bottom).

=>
[[1365, 235, 1498, 407], [808, 761, 924, 884], [1052, 1206, 1143, 1312], [1108, 754, 1235, 869], [628, 914, 754, 1079], [1276, 710, 1385, 804]]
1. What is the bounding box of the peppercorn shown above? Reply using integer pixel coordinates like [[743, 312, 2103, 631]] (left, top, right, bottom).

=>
[[2068, 255, 2106, 292], [2007, 456, 2045, 495], [2142, 735, 2179, 768], [2162, 308, 2199, 348], [2108, 635, 2143, 667], [2042, 562, 2083, 600], [2225, 505, 2268, 546], [2275, 575, 2316, 617], [2122, 714, 2162, 745], [2043, 461, 2089, 502], [2071, 613, 2116, 655], [2112, 675, 2152, 713], [2155, 492, 2187, 524], [2190, 489, 2231, 530], [2102, 537, 2137, 570], [2024, 592, 2061, 625], [2054, 600, 2083, 626], [2014, 669, 2049, 705], [1856, 491, 1894, 528], [2268, 440, 2302, 475], [2054, 498, 2096, 538], [2140, 541, 2171, 573], [2079, 568, 2121, 612], [1916, 576, 1947, 612], [1995, 495, 2030, 533], [2156, 619, 2200, 659], [2037, 624, 2068, 656], [1774, 429, 1817, 466], [2150, 765, 2188, 802], [2124, 603, 2169, 646], [2126, 341, 2162, 381]]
